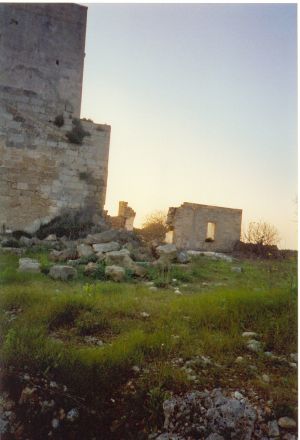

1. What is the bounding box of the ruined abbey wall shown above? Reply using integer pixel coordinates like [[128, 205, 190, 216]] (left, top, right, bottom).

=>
[[0, 4, 110, 233], [167, 203, 242, 252]]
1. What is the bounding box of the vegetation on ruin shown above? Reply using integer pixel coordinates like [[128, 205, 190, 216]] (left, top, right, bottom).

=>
[[53, 114, 64, 128], [0, 249, 297, 438], [66, 118, 91, 145], [136, 211, 168, 243], [243, 221, 280, 246]]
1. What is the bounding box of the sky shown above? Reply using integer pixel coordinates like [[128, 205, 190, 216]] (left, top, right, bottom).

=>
[[80, 3, 297, 249]]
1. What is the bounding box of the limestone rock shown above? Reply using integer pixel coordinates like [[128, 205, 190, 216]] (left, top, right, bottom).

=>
[[18, 258, 40, 273], [232, 266, 242, 273], [105, 249, 134, 269], [84, 262, 98, 276], [186, 251, 233, 262], [268, 420, 280, 437], [242, 332, 258, 339], [156, 244, 177, 265], [77, 243, 94, 258], [105, 265, 125, 282], [92, 241, 121, 254], [159, 389, 257, 440], [45, 234, 57, 241], [278, 417, 297, 429], [247, 339, 263, 352], [87, 229, 120, 244], [49, 265, 77, 281], [206, 434, 225, 440], [19, 236, 34, 247], [177, 250, 191, 264], [49, 248, 77, 262]]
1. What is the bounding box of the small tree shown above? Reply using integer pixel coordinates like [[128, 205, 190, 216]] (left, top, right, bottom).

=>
[[243, 221, 280, 246], [138, 211, 168, 243]]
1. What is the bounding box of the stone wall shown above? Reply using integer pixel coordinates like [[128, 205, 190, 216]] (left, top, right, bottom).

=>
[[0, 105, 110, 232], [167, 202, 242, 252], [0, 3, 111, 233], [0, 3, 86, 118]]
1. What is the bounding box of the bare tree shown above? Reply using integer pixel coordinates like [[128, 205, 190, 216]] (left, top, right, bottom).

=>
[[243, 221, 280, 246], [138, 210, 168, 243]]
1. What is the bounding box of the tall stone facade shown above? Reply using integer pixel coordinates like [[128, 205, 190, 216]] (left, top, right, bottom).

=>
[[0, 3, 110, 232], [166, 202, 242, 252]]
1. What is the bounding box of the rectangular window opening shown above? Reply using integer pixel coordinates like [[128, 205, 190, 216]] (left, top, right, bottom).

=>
[[206, 222, 216, 242]]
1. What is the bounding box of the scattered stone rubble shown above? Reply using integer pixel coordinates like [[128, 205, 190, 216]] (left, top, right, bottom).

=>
[[1, 226, 239, 284], [152, 388, 297, 440]]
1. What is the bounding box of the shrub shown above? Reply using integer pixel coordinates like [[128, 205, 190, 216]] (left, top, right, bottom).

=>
[[54, 114, 64, 127], [35, 208, 97, 240], [66, 119, 90, 145], [137, 211, 168, 244], [91, 262, 107, 280]]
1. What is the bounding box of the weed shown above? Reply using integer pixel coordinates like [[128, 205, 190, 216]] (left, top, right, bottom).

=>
[[66, 119, 90, 145], [54, 114, 64, 127]]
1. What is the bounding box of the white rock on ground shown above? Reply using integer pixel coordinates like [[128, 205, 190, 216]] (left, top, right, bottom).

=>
[[268, 420, 280, 437], [156, 244, 178, 264], [247, 339, 263, 353], [105, 265, 125, 282], [49, 265, 77, 281], [18, 258, 40, 273], [86, 229, 120, 244], [186, 251, 233, 262], [92, 241, 121, 254], [278, 417, 297, 429], [242, 332, 258, 338], [77, 243, 94, 258], [45, 234, 57, 241]]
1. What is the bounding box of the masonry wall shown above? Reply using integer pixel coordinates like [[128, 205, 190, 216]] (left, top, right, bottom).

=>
[[0, 3, 111, 233], [167, 202, 242, 252], [0, 3, 87, 118], [0, 103, 110, 232]]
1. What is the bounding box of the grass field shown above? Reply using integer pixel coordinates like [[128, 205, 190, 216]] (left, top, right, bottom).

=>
[[0, 250, 297, 437]]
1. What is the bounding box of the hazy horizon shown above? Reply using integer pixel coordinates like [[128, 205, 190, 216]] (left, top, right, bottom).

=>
[[81, 3, 297, 249]]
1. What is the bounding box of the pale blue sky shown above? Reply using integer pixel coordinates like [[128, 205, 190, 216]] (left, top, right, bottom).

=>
[[81, 3, 297, 249]]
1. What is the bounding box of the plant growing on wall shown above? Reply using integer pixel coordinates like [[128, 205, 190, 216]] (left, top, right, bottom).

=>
[[66, 119, 90, 145], [54, 114, 64, 127]]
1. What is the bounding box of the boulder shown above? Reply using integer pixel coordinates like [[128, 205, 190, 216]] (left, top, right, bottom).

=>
[[18, 258, 40, 273], [84, 262, 98, 276], [105, 265, 125, 282], [1, 238, 19, 248], [49, 248, 78, 262], [177, 250, 191, 264], [159, 389, 256, 440], [92, 241, 121, 254], [49, 265, 77, 281], [124, 242, 154, 262], [278, 417, 297, 429], [156, 244, 177, 264], [77, 243, 94, 258], [247, 339, 263, 353], [105, 249, 135, 269], [86, 229, 120, 244], [44, 234, 57, 241], [19, 236, 34, 247], [187, 251, 233, 262]]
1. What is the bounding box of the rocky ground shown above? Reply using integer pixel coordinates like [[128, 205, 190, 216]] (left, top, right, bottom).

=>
[[0, 226, 297, 439]]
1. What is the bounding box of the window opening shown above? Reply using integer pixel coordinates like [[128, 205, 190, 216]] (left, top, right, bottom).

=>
[[206, 222, 216, 242]]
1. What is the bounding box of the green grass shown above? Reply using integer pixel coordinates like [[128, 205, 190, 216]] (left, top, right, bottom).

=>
[[0, 250, 297, 431]]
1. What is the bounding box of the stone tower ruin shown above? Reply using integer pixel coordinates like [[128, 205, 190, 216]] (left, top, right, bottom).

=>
[[0, 3, 110, 232]]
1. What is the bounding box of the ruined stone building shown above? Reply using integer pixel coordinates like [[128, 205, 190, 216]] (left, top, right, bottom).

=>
[[0, 3, 110, 233], [107, 201, 136, 231], [166, 203, 242, 252]]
